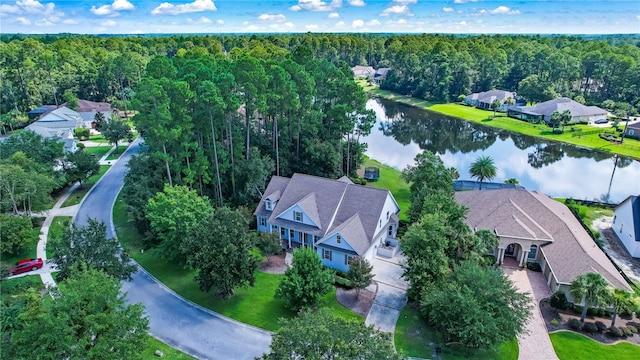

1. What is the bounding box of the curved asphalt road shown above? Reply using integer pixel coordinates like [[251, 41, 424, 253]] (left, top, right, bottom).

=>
[[74, 137, 272, 360]]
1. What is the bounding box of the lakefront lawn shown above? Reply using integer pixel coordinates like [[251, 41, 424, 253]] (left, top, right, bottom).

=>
[[366, 87, 640, 160]]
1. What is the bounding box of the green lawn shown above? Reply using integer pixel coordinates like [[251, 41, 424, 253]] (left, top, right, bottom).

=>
[[550, 331, 640, 360], [87, 134, 110, 143], [0, 276, 44, 301], [61, 165, 110, 207], [395, 304, 518, 360], [143, 336, 196, 360], [361, 156, 410, 221], [105, 145, 129, 161], [83, 145, 113, 157], [367, 88, 640, 160], [113, 193, 362, 332]]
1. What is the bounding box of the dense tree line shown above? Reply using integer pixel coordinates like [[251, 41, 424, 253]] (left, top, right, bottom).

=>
[[3, 34, 639, 117]]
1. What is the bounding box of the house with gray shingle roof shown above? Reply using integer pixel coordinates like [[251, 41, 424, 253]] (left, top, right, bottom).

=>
[[508, 97, 608, 124], [613, 195, 640, 258], [255, 173, 401, 271], [464, 90, 523, 111], [456, 189, 632, 299], [25, 106, 82, 152]]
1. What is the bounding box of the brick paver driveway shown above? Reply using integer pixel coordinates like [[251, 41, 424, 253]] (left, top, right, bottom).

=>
[[503, 266, 559, 360]]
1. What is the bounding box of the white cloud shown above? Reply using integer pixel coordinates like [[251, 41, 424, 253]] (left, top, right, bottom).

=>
[[245, 24, 260, 31], [90, 0, 134, 16], [442, 7, 454, 13], [258, 13, 286, 22], [393, 0, 417, 3], [216, 19, 224, 24], [480, 6, 520, 15], [269, 21, 294, 30], [459, 20, 467, 25], [289, 0, 342, 12], [328, 12, 339, 18], [306, 24, 319, 30], [381, 5, 413, 17], [198, 16, 212, 24], [367, 19, 380, 26], [348, 0, 365, 6], [152, 0, 217, 16], [35, 17, 53, 26], [101, 19, 117, 26], [62, 18, 78, 24], [15, 16, 30, 25], [454, 0, 478, 3], [352, 19, 364, 28], [1, 0, 56, 15], [335, 20, 345, 27]]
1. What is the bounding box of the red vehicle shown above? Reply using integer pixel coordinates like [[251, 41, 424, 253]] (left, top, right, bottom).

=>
[[11, 258, 44, 275]]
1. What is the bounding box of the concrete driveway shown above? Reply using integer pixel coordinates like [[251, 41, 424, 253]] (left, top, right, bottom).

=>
[[365, 255, 408, 333], [74, 137, 272, 359]]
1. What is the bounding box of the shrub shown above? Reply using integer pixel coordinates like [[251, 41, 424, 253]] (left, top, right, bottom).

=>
[[622, 326, 633, 337], [77, 142, 85, 150], [583, 322, 598, 333], [550, 291, 570, 310], [608, 326, 623, 337], [526, 262, 542, 272], [627, 326, 638, 334], [550, 319, 559, 326], [334, 274, 354, 288], [595, 321, 607, 332], [568, 318, 583, 331]]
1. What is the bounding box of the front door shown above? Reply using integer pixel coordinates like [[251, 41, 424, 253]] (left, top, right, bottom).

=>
[[505, 244, 515, 256]]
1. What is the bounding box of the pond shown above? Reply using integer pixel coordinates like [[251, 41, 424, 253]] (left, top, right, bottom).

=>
[[362, 98, 640, 203]]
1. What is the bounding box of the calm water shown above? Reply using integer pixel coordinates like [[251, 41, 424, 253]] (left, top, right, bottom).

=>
[[363, 98, 640, 203]]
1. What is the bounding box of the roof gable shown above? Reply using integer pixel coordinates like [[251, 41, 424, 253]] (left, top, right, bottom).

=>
[[456, 189, 631, 291], [319, 214, 368, 255]]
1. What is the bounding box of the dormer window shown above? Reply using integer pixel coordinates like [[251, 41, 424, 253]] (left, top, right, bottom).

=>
[[336, 235, 341, 244], [265, 200, 273, 210], [386, 211, 389, 219], [294, 211, 302, 222]]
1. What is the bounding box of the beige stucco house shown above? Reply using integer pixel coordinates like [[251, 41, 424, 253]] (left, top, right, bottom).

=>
[[456, 189, 632, 299]]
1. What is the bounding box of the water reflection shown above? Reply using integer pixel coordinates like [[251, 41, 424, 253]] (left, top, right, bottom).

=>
[[363, 98, 640, 203]]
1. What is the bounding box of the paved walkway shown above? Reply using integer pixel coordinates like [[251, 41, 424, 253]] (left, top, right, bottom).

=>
[[365, 255, 408, 333], [503, 266, 559, 360]]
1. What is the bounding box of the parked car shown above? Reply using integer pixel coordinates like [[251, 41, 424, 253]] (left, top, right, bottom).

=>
[[11, 258, 44, 275], [594, 119, 609, 124]]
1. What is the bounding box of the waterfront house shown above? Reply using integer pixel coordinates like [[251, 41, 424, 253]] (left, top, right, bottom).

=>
[[456, 189, 632, 300], [508, 97, 607, 124], [613, 195, 640, 258], [255, 173, 401, 271], [464, 90, 522, 111]]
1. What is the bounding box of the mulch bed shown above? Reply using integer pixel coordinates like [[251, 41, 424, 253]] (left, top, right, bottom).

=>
[[258, 253, 377, 317], [540, 298, 640, 345]]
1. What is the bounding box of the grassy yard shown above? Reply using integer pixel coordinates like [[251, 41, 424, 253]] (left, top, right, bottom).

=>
[[143, 336, 196, 360], [361, 156, 410, 221], [113, 193, 362, 332], [61, 165, 110, 207], [550, 331, 640, 360], [105, 145, 129, 161], [87, 134, 110, 143], [83, 145, 113, 157], [367, 87, 640, 160]]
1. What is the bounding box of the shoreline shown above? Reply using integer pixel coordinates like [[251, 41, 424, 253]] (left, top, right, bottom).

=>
[[364, 86, 640, 161]]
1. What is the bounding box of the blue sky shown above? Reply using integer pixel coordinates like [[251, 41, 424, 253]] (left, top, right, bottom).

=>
[[0, 0, 638, 34]]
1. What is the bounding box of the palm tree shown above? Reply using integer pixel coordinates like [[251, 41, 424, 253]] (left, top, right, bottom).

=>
[[569, 273, 611, 323], [560, 110, 572, 133], [610, 288, 639, 327], [490, 98, 502, 118], [469, 155, 497, 190]]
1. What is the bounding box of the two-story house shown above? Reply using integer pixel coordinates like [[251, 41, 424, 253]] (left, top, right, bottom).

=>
[[255, 173, 401, 271]]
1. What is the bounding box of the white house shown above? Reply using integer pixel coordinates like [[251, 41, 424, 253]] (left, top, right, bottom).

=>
[[613, 195, 640, 258], [25, 106, 82, 152], [254, 173, 401, 271]]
